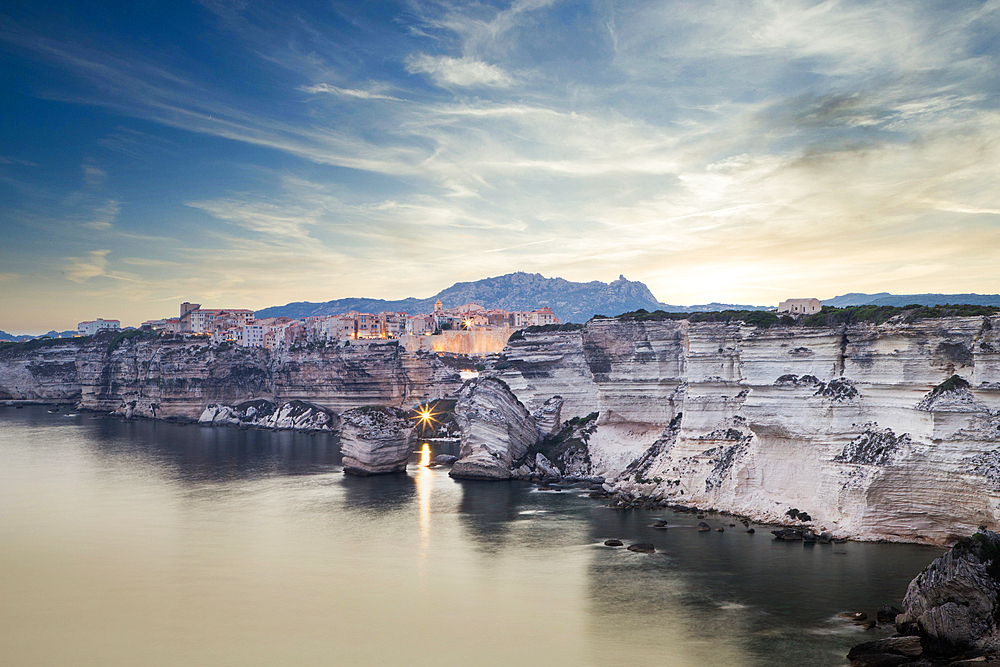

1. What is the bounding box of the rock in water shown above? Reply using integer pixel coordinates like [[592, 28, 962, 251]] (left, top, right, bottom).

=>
[[432, 454, 458, 465], [340, 406, 416, 476], [450, 378, 538, 480], [895, 530, 1000, 655], [877, 605, 902, 624], [627, 543, 655, 553]]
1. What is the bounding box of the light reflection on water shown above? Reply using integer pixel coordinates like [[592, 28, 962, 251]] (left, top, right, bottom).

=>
[[0, 406, 943, 667]]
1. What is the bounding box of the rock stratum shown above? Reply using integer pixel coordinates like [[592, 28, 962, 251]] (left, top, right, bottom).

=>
[[481, 315, 1000, 544], [0, 333, 462, 419], [3, 315, 1000, 544]]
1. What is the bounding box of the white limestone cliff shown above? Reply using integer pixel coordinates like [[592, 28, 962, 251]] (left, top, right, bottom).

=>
[[493, 315, 1000, 544]]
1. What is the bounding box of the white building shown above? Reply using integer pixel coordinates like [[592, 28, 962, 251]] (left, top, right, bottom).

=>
[[777, 298, 822, 315], [78, 318, 121, 336]]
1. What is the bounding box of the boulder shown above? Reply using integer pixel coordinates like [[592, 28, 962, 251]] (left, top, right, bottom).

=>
[[840, 612, 868, 621], [698, 522, 711, 531], [772, 528, 804, 541], [534, 453, 562, 479], [896, 530, 1000, 654], [604, 539, 624, 547], [450, 378, 538, 480], [627, 543, 655, 553], [878, 605, 903, 624], [340, 406, 416, 475], [847, 636, 923, 660], [433, 454, 458, 465]]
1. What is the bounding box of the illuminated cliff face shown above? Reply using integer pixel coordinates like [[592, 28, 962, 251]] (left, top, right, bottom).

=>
[[399, 327, 512, 356]]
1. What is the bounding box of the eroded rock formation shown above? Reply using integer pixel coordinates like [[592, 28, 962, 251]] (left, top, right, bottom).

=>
[[450, 377, 538, 480], [339, 406, 416, 475], [0, 332, 462, 419]]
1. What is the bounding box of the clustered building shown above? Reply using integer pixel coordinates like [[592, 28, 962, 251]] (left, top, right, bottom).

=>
[[135, 300, 560, 351]]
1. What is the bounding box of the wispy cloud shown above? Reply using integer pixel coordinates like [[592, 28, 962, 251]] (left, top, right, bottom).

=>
[[405, 54, 513, 87], [63, 249, 111, 282], [299, 83, 404, 101], [1, 0, 999, 330]]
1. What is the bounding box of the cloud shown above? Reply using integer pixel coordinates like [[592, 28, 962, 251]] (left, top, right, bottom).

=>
[[63, 249, 110, 282], [85, 199, 120, 230], [405, 54, 513, 87], [82, 163, 106, 187], [299, 83, 403, 101]]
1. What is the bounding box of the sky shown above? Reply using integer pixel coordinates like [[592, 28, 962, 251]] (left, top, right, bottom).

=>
[[1, 0, 999, 333]]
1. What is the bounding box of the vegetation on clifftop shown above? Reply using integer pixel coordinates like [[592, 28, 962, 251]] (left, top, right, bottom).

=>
[[601, 304, 1000, 328]]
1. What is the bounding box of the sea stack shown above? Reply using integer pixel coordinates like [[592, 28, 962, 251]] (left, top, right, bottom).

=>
[[450, 377, 538, 480], [340, 406, 417, 475]]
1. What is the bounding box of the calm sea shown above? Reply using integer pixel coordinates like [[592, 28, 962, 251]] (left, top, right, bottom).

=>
[[0, 406, 942, 666]]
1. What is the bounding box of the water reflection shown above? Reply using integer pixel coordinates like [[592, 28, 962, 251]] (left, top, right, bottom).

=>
[[78, 414, 342, 482], [416, 443, 433, 556], [0, 406, 945, 667], [456, 479, 535, 553], [583, 507, 943, 667]]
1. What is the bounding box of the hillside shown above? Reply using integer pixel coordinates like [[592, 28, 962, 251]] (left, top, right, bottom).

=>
[[824, 292, 1000, 308]]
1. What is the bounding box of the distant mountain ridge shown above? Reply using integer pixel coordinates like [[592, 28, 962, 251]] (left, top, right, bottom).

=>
[[0, 329, 76, 342], [255, 272, 769, 323], [823, 292, 1000, 308]]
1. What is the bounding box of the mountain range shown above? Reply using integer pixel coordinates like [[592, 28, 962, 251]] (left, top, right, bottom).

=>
[[254, 272, 770, 323], [0, 329, 77, 342]]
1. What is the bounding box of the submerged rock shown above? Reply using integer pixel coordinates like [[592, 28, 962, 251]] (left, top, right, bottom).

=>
[[450, 378, 538, 480], [627, 543, 655, 553], [340, 406, 416, 476]]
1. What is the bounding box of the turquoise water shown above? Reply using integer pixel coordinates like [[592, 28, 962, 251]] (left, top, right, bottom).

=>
[[0, 406, 942, 666]]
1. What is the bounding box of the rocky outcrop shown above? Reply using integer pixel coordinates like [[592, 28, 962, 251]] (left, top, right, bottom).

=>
[[896, 530, 1000, 654], [450, 378, 538, 480], [339, 406, 417, 475], [845, 530, 1000, 664], [0, 339, 81, 403], [198, 399, 336, 430]]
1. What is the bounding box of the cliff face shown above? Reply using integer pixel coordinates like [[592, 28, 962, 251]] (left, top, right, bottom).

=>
[[494, 316, 1000, 544], [0, 340, 82, 402], [0, 334, 462, 418]]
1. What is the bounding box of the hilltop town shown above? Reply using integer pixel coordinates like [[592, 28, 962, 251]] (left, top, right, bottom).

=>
[[77, 300, 561, 356]]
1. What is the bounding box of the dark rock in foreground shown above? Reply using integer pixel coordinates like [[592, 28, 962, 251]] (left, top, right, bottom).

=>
[[896, 530, 1000, 654], [627, 543, 655, 553], [847, 530, 1000, 665]]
